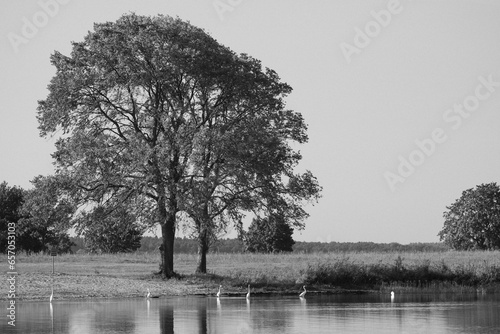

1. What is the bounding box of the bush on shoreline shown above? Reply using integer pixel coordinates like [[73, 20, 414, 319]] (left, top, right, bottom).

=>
[[300, 256, 500, 289]]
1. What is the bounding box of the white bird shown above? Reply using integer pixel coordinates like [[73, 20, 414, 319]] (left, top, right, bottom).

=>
[[390, 291, 394, 298], [146, 288, 159, 298], [217, 285, 222, 298], [299, 285, 306, 298], [50, 288, 53, 303], [246, 284, 251, 299]]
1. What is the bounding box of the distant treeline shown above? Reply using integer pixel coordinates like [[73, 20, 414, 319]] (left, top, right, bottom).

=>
[[70, 236, 449, 254], [293, 241, 449, 253]]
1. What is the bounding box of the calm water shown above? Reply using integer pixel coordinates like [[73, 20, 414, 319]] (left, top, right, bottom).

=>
[[2, 293, 500, 333]]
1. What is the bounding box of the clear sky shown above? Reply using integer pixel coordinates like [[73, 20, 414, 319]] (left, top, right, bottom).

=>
[[1, 0, 499, 244]]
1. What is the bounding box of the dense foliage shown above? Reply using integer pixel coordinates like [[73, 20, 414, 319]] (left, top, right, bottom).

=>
[[439, 182, 500, 250], [19, 175, 75, 254], [245, 215, 295, 253], [36, 14, 320, 276], [0, 181, 74, 254], [0, 182, 24, 253], [301, 255, 500, 288], [76, 205, 143, 253]]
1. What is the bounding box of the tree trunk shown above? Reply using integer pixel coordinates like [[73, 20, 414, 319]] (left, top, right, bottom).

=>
[[196, 227, 209, 274], [153, 147, 179, 278], [158, 189, 177, 278], [161, 213, 176, 278]]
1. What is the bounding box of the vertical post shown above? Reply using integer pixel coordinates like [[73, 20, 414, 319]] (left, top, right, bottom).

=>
[[51, 247, 57, 295], [51, 247, 57, 273]]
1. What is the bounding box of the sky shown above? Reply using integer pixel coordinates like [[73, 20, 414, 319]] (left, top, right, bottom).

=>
[[1, 0, 500, 244]]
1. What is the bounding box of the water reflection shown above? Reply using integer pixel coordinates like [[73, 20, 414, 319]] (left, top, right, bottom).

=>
[[159, 304, 173, 333], [196, 299, 207, 334], [2, 293, 500, 333], [49, 303, 53, 333]]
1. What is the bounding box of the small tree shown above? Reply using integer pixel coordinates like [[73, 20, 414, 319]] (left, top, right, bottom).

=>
[[0, 182, 24, 253], [245, 215, 295, 253], [77, 205, 143, 253], [438, 182, 500, 250], [19, 175, 75, 254]]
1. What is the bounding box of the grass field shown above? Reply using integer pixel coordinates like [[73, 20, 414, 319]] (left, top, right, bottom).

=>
[[4, 251, 500, 301]]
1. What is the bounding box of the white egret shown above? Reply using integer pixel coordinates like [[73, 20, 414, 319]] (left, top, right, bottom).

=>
[[246, 284, 251, 299], [390, 291, 394, 298], [217, 285, 222, 298], [299, 285, 306, 298], [146, 288, 159, 298], [49, 287, 53, 303]]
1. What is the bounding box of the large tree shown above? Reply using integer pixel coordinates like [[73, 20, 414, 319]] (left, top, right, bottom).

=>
[[183, 107, 321, 272], [438, 182, 500, 250], [37, 14, 319, 277]]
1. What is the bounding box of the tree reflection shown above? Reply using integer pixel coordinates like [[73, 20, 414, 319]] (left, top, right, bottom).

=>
[[197, 298, 208, 334], [7, 294, 500, 333], [159, 304, 174, 334]]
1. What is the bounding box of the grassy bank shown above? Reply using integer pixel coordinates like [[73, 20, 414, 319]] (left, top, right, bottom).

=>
[[201, 251, 500, 293], [3, 251, 500, 301]]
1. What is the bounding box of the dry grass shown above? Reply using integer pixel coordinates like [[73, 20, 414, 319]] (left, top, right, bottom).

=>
[[3, 250, 500, 301]]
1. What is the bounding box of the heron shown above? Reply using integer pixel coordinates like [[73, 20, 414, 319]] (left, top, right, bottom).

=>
[[299, 285, 306, 298], [146, 288, 159, 298], [246, 284, 251, 299], [49, 287, 53, 303], [217, 285, 222, 298]]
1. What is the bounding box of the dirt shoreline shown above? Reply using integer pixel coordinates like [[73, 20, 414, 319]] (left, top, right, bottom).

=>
[[7, 271, 373, 302]]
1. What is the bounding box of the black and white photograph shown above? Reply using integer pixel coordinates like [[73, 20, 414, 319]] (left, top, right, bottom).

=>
[[1, 0, 500, 333]]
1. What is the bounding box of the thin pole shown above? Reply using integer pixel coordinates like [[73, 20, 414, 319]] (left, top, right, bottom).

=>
[[51, 247, 56, 302], [51, 255, 54, 303]]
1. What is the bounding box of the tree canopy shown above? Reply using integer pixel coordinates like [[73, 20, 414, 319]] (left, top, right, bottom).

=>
[[0, 182, 24, 253], [0, 180, 74, 254], [438, 182, 500, 250], [76, 205, 143, 253], [245, 215, 295, 253], [37, 13, 320, 276]]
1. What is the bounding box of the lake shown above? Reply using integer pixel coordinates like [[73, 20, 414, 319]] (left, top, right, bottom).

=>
[[2, 292, 500, 333]]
